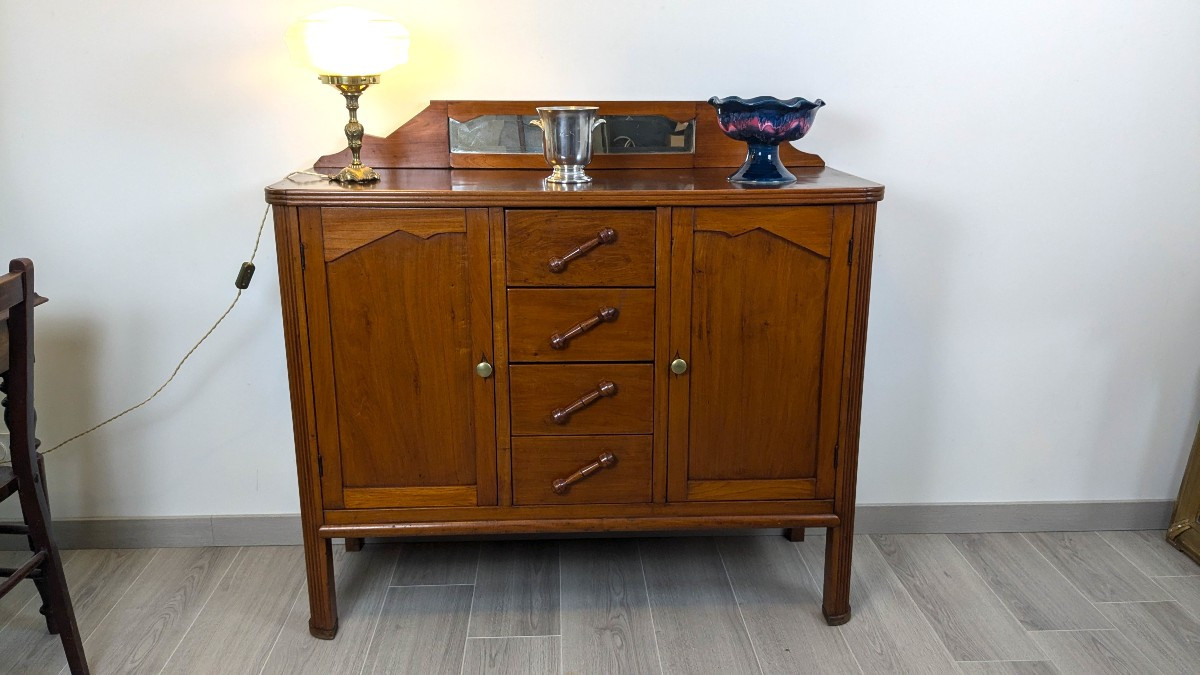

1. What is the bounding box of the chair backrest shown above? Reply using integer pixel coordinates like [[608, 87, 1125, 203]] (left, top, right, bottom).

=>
[[1, 258, 36, 479]]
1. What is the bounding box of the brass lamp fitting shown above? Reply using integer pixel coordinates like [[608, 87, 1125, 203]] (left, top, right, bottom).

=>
[[319, 74, 381, 183]]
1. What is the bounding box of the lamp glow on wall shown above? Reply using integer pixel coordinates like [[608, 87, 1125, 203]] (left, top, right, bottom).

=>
[[287, 7, 410, 183]]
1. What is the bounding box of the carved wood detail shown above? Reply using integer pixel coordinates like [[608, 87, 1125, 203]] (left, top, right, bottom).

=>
[[321, 207, 465, 261], [694, 206, 833, 257]]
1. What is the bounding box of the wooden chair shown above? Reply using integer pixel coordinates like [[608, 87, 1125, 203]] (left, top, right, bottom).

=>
[[0, 258, 89, 674]]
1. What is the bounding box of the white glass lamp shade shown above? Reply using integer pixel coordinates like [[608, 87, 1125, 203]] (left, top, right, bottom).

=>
[[287, 7, 409, 76]]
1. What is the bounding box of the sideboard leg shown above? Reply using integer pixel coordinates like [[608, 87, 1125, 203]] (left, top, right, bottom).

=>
[[344, 537, 364, 552], [305, 537, 339, 639], [784, 528, 805, 542], [822, 525, 853, 625]]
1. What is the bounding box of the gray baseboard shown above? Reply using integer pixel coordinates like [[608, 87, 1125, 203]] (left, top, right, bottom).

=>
[[0, 514, 303, 550], [0, 500, 1174, 549], [853, 500, 1174, 534]]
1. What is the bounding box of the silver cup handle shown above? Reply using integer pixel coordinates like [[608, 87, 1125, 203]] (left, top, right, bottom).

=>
[[529, 117, 603, 131]]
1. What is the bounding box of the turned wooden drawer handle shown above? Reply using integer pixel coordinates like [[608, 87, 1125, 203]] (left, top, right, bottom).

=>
[[549, 228, 617, 273], [550, 307, 618, 350], [553, 452, 617, 494], [551, 381, 617, 424]]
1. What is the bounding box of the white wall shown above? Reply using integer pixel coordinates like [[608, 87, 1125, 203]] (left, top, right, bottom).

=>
[[1, 1, 1197, 518]]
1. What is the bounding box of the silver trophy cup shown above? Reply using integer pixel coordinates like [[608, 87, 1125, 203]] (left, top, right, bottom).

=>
[[529, 106, 606, 184]]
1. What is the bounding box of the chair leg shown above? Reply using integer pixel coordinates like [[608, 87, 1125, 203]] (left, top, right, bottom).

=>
[[22, 476, 89, 673], [345, 537, 364, 552], [44, 546, 87, 673], [24, 526, 58, 634], [784, 528, 805, 542], [27, 454, 58, 634], [30, 562, 59, 634]]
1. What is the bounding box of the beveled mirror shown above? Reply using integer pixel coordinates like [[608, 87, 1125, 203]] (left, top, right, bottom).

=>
[[450, 114, 694, 155]]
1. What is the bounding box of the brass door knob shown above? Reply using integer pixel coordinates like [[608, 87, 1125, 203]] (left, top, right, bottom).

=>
[[475, 360, 494, 378], [670, 358, 688, 375]]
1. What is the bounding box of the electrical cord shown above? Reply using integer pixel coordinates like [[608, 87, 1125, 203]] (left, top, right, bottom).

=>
[[2, 204, 273, 462], [286, 169, 334, 183]]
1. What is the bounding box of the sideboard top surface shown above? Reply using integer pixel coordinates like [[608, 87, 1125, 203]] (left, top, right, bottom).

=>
[[265, 166, 884, 208]]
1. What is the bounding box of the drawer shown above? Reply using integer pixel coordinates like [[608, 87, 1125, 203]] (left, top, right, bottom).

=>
[[508, 288, 654, 362], [510, 364, 653, 435], [506, 209, 655, 287], [512, 435, 652, 505]]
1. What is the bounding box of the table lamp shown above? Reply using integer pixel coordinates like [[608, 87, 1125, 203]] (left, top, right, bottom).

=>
[[287, 7, 410, 183]]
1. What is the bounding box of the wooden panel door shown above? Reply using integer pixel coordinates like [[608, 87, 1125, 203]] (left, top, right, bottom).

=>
[[303, 207, 497, 509], [667, 206, 852, 501]]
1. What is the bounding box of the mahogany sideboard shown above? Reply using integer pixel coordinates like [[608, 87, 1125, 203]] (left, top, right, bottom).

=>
[[265, 101, 884, 638]]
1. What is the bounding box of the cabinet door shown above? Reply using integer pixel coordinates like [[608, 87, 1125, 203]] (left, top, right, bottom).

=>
[[304, 208, 496, 509], [667, 206, 851, 501]]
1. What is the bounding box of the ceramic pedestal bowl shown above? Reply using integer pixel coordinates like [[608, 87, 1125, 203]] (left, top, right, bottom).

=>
[[708, 95, 825, 185]]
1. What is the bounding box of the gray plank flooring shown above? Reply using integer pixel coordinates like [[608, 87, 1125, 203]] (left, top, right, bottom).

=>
[[1029, 629, 1158, 675], [559, 539, 660, 675], [0, 548, 156, 674], [392, 541, 480, 586], [463, 635, 560, 674], [1098, 530, 1200, 578], [955, 662, 1059, 674], [1024, 531, 1172, 602], [795, 535, 958, 674], [717, 536, 859, 674], [1156, 575, 1200, 620], [1097, 600, 1200, 673], [872, 534, 1044, 662], [0, 530, 1195, 674], [639, 537, 760, 674], [363, 584, 474, 674], [261, 545, 396, 674], [158, 546, 304, 673], [468, 541, 559, 638], [948, 533, 1110, 631], [80, 547, 239, 674]]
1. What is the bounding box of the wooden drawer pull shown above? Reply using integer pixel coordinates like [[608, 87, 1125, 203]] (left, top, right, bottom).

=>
[[552, 452, 617, 494], [551, 381, 617, 424], [550, 307, 619, 350], [549, 228, 617, 273]]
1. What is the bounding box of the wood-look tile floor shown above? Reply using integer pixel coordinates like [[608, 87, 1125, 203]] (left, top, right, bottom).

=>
[[0, 531, 1196, 674]]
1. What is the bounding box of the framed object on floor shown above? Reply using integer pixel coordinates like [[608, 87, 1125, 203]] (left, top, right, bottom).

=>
[[1168, 420, 1200, 566]]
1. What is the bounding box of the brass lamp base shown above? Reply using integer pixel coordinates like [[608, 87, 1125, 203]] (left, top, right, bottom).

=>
[[333, 164, 379, 183], [319, 74, 382, 183]]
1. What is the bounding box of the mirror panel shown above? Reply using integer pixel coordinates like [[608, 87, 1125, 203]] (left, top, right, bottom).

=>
[[450, 114, 694, 155]]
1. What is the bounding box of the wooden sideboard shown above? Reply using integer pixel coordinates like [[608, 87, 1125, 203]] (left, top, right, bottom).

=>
[[265, 101, 884, 638]]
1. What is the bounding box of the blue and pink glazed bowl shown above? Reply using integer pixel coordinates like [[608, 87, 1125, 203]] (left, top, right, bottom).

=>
[[708, 95, 825, 184]]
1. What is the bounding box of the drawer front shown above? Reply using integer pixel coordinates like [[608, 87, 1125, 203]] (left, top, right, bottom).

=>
[[512, 435, 652, 505], [508, 288, 654, 362], [510, 364, 653, 435], [506, 209, 655, 287]]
